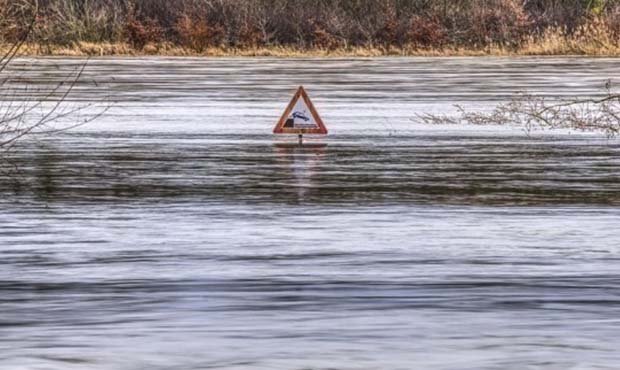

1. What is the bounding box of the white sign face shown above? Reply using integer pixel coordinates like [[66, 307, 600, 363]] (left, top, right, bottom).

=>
[[288, 98, 318, 129], [273, 86, 327, 135]]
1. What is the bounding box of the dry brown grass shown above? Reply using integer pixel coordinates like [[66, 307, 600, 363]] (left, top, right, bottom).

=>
[[4, 42, 620, 58], [520, 21, 620, 55]]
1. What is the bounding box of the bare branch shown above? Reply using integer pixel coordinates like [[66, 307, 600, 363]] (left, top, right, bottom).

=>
[[419, 89, 620, 138], [0, 0, 38, 73], [0, 0, 108, 173]]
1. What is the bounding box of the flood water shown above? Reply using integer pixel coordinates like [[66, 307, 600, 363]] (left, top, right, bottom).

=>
[[1, 57, 620, 369]]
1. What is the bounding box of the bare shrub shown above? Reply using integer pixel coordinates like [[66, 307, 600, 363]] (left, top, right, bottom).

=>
[[175, 15, 224, 51], [407, 15, 447, 48], [602, 4, 620, 38], [0, 0, 37, 57], [33, 0, 127, 46], [374, 1, 403, 47], [124, 4, 163, 50], [1, 0, 108, 174], [419, 87, 620, 138], [237, 22, 264, 48], [464, 0, 532, 47], [525, 0, 591, 32]]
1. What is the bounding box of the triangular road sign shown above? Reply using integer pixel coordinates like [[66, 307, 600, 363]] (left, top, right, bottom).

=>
[[273, 86, 328, 135]]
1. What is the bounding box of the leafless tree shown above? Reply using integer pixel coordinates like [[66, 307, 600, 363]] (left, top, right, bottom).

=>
[[1, 0, 107, 173]]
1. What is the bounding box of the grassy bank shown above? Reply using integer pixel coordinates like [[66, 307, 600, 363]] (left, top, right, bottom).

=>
[[2, 0, 620, 57], [6, 32, 620, 58]]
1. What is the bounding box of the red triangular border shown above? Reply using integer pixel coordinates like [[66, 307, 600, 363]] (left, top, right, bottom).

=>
[[273, 86, 328, 135]]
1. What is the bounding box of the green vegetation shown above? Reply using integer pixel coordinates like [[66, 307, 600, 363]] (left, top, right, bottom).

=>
[[2, 0, 620, 56]]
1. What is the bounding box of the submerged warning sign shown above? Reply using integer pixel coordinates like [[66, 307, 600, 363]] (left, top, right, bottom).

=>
[[273, 86, 328, 135]]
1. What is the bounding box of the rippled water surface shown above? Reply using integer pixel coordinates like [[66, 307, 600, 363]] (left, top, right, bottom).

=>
[[1, 57, 620, 370]]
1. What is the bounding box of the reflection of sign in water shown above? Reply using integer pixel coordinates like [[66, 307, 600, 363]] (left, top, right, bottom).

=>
[[273, 143, 326, 201], [274, 86, 328, 135]]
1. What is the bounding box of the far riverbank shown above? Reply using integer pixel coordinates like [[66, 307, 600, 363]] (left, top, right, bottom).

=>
[[6, 36, 620, 58]]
